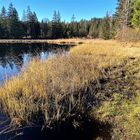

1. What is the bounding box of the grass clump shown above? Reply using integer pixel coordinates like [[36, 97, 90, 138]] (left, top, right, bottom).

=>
[[0, 51, 101, 126]]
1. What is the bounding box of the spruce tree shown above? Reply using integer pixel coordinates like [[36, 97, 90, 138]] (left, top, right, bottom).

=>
[[7, 3, 23, 38], [52, 11, 63, 38], [69, 15, 79, 37], [26, 6, 40, 38], [0, 6, 8, 38]]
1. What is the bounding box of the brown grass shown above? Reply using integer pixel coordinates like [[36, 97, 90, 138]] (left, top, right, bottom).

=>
[[116, 27, 140, 42]]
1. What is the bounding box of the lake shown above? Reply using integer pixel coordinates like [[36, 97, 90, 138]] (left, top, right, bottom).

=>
[[0, 43, 70, 85]]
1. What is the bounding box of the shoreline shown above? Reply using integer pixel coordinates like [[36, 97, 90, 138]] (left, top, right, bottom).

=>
[[0, 39, 86, 45]]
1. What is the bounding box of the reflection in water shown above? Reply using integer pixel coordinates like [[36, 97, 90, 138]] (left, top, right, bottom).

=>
[[0, 43, 70, 84]]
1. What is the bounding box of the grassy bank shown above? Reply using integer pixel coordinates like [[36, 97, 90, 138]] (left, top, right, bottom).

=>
[[0, 40, 140, 139]]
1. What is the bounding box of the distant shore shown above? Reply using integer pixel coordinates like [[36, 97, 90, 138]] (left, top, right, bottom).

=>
[[1, 39, 140, 49], [0, 39, 88, 45]]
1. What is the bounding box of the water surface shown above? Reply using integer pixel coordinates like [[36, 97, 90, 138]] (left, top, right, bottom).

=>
[[0, 43, 70, 84]]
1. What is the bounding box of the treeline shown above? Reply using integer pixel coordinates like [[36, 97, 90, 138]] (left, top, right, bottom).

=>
[[0, 1, 140, 39], [0, 3, 115, 39]]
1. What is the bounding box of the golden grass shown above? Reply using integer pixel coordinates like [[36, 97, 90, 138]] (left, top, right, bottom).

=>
[[0, 52, 101, 125], [0, 39, 140, 132]]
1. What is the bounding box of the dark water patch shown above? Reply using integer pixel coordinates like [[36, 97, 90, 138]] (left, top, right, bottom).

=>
[[0, 116, 112, 140]]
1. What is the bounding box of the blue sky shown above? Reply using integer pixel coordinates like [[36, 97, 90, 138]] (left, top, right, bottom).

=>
[[0, 0, 118, 21]]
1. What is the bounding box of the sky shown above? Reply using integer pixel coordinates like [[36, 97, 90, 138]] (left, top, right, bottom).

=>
[[0, 0, 118, 22]]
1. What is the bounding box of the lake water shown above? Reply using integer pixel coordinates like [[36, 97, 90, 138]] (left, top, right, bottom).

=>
[[0, 43, 70, 84]]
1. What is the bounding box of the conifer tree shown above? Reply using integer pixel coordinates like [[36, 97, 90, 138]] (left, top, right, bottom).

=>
[[0, 6, 8, 38], [52, 11, 63, 38], [26, 6, 40, 38], [115, 0, 133, 29], [40, 19, 48, 38], [7, 3, 23, 38], [101, 13, 112, 39], [89, 18, 102, 38]]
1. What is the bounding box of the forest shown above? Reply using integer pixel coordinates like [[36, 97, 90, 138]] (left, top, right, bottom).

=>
[[0, 0, 140, 40]]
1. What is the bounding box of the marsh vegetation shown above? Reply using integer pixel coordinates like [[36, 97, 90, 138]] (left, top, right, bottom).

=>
[[0, 40, 140, 139]]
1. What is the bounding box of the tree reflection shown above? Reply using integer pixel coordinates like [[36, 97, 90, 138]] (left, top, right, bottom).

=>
[[0, 43, 70, 83]]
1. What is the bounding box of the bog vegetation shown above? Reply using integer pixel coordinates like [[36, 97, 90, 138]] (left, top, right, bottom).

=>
[[0, 40, 140, 139]]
